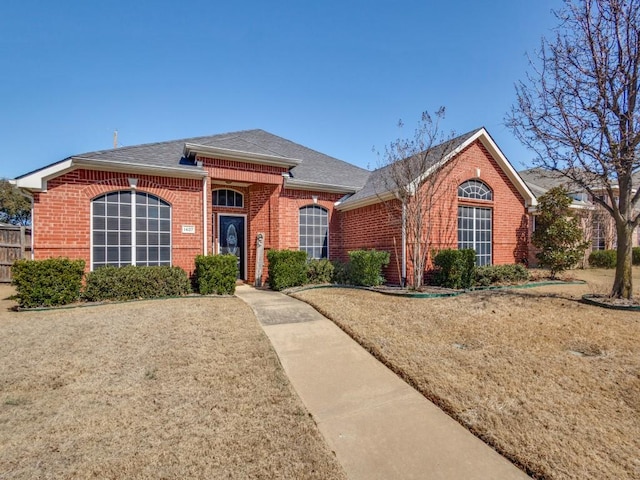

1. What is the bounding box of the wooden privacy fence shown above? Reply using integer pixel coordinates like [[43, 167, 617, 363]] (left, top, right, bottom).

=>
[[0, 225, 31, 282]]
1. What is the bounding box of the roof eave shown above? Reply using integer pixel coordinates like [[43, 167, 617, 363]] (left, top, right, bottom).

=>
[[184, 143, 302, 168], [471, 129, 538, 207], [284, 178, 359, 194], [14, 157, 206, 192], [336, 191, 396, 212]]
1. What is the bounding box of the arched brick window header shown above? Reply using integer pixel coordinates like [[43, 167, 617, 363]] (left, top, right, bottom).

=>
[[213, 188, 244, 208], [458, 179, 493, 201]]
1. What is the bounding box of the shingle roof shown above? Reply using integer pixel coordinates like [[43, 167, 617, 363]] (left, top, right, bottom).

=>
[[518, 168, 572, 192], [339, 128, 482, 207], [69, 129, 371, 191]]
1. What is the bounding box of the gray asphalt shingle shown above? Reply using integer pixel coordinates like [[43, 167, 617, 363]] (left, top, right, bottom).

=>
[[70, 129, 371, 191], [340, 128, 482, 207]]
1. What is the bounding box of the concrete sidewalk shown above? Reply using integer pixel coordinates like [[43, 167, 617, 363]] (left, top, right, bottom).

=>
[[235, 285, 529, 480]]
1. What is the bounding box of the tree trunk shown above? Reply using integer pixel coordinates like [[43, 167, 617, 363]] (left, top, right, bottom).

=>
[[611, 222, 634, 299]]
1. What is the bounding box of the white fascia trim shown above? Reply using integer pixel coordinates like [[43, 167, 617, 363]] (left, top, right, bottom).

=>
[[335, 190, 396, 212], [409, 128, 538, 208], [334, 193, 352, 207], [14, 159, 74, 191], [73, 157, 208, 178], [184, 143, 302, 168], [472, 129, 538, 207], [528, 202, 594, 213], [14, 157, 207, 192], [284, 177, 358, 194]]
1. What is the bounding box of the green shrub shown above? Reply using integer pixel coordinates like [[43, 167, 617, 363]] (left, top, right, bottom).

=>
[[432, 249, 476, 289], [195, 254, 238, 295], [83, 265, 191, 301], [474, 264, 530, 287], [267, 250, 308, 291], [306, 258, 334, 284], [330, 259, 351, 284], [347, 249, 390, 286], [633, 247, 640, 266], [11, 258, 85, 308], [532, 187, 589, 277], [588, 249, 617, 268]]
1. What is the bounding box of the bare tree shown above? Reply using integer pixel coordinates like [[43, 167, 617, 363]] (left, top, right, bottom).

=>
[[508, 0, 640, 298], [376, 108, 458, 289]]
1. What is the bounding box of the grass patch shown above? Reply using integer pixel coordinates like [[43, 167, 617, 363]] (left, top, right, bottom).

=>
[[0, 291, 345, 479], [292, 268, 640, 480]]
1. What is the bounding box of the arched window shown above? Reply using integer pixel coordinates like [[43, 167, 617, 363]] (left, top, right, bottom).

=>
[[458, 180, 492, 266], [458, 180, 492, 200], [299, 205, 328, 259], [92, 191, 171, 269], [213, 189, 244, 208]]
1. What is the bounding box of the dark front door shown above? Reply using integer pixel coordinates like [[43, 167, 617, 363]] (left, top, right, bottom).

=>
[[219, 215, 245, 279]]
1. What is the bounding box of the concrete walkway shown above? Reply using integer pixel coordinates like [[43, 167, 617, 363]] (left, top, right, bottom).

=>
[[235, 285, 529, 480]]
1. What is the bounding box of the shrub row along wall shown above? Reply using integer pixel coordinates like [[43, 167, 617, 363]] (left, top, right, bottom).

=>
[[11, 254, 239, 308], [430, 249, 530, 289], [266, 249, 390, 291], [589, 247, 640, 268]]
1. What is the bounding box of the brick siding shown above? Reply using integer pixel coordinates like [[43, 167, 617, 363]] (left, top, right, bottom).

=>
[[31, 140, 529, 287]]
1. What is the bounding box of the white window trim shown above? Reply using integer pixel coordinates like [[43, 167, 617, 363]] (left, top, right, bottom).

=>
[[458, 205, 493, 266], [212, 188, 245, 208], [298, 205, 330, 260], [90, 190, 172, 270]]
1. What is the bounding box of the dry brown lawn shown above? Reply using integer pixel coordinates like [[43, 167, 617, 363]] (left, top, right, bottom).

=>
[[293, 269, 640, 480], [0, 285, 345, 480]]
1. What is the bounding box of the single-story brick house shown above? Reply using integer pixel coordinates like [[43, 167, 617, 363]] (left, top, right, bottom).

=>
[[13, 127, 536, 285]]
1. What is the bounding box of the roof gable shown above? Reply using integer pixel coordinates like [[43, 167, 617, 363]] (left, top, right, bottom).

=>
[[337, 128, 537, 211]]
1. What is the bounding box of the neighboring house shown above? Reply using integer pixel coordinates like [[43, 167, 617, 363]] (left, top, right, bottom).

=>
[[13, 128, 535, 286], [519, 167, 639, 265]]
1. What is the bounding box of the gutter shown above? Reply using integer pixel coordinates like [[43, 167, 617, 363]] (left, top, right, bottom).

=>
[[73, 157, 207, 178], [284, 177, 359, 194], [184, 143, 302, 168]]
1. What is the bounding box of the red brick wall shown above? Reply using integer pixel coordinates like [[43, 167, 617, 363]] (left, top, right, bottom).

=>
[[338, 200, 403, 283], [31, 139, 529, 287], [33, 169, 203, 275], [338, 140, 529, 285]]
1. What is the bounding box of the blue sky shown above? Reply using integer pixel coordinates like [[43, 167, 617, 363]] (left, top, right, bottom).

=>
[[0, 0, 560, 179]]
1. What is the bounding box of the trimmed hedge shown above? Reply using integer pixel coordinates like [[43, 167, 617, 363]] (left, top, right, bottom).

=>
[[267, 250, 308, 291], [347, 249, 390, 286], [195, 254, 238, 295], [83, 265, 191, 301], [588, 249, 617, 268], [11, 258, 85, 308], [330, 260, 351, 284], [432, 249, 476, 289], [475, 264, 530, 287], [306, 258, 334, 284], [633, 247, 640, 266]]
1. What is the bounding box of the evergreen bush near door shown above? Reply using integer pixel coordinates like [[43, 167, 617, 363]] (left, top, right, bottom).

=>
[[195, 254, 238, 295], [266, 250, 308, 290]]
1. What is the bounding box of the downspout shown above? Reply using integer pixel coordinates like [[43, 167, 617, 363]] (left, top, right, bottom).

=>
[[202, 175, 208, 255], [401, 202, 407, 287]]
